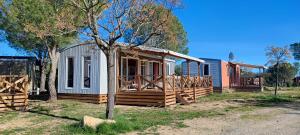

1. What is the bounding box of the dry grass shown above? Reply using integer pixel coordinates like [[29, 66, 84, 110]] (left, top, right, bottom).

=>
[[0, 87, 299, 135]]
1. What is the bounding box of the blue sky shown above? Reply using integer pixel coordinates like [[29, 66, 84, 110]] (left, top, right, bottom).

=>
[[1, 0, 300, 65]]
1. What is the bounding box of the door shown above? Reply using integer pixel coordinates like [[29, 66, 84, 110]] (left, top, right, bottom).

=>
[[127, 59, 137, 80]]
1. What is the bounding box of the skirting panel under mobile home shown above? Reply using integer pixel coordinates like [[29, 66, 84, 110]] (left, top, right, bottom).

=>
[[58, 93, 107, 104], [116, 91, 176, 107]]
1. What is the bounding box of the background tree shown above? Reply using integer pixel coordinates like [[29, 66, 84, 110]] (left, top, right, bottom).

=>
[[265, 46, 291, 95], [290, 43, 300, 60], [124, 5, 188, 54], [0, 11, 48, 93], [265, 63, 298, 87], [69, 0, 181, 119], [229, 51, 234, 62], [293, 62, 300, 76], [240, 67, 255, 77], [175, 64, 181, 75], [0, 0, 85, 100]]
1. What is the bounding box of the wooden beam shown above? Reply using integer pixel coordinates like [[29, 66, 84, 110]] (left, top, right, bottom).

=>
[[162, 57, 166, 93], [187, 60, 190, 81], [137, 58, 141, 92], [197, 62, 201, 78]]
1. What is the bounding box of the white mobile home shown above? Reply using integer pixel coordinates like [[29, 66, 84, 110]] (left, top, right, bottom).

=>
[[57, 43, 213, 106]]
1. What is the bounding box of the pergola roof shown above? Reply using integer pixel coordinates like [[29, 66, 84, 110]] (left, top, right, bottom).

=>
[[229, 62, 267, 69], [131, 46, 205, 63], [61, 42, 205, 63]]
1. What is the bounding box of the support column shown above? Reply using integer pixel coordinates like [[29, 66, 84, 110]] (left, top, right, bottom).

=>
[[162, 56, 166, 93], [187, 60, 190, 79], [137, 58, 141, 91], [187, 60, 190, 89], [197, 62, 201, 81]]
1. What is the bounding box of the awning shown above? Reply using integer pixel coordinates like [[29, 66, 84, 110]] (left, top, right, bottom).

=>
[[133, 46, 205, 63], [229, 62, 267, 69]]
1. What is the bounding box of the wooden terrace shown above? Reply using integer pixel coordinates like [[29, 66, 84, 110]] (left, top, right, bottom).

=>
[[115, 46, 213, 106], [229, 62, 266, 91]]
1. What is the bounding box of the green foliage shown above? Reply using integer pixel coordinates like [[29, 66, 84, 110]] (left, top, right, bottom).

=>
[[175, 64, 182, 75], [265, 63, 298, 87], [290, 43, 300, 60], [293, 62, 300, 76], [125, 5, 188, 54], [265, 46, 291, 65], [1, 88, 299, 135], [0, 0, 83, 49], [63, 108, 227, 135], [229, 51, 234, 62]]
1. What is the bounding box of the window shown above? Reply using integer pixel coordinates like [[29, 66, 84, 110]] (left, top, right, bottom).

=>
[[66, 57, 74, 88], [204, 64, 210, 76], [83, 56, 91, 88]]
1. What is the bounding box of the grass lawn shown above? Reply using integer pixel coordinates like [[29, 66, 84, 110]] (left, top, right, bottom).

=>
[[0, 87, 299, 135]]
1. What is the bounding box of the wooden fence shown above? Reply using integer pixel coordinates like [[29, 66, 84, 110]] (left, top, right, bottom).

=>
[[0, 75, 29, 111]]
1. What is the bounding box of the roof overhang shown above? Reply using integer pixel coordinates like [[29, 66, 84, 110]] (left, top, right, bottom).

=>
[[61, 42, 205, 63], [229, 62, 267, 69], [131, 46, 205, 63]]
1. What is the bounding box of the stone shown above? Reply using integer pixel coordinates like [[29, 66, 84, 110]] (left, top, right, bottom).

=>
[[83, 115, 116, 129]]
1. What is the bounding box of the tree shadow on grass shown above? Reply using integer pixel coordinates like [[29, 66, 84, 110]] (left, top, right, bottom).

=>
[[228, 96, 300, 113], [27, 109, 80, 122]]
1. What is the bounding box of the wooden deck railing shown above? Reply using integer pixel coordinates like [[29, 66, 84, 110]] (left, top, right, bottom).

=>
[[0, 75, 29, 111], [231, 76, 263, 89], [118, 75, 212, 92]]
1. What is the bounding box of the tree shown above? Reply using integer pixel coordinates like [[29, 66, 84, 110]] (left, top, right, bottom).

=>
[[175, 64, 181, 75], [69, 0, 181, 119], [290, 43, 300, 60], [265, 46, 291, 95], [125, 5, 188, 54], [0, 0, 85, 100], [265, 63, 298, 87], [228, 51, 234, 62], [0, 12, 48, 93], [293, 62, 300, 76]]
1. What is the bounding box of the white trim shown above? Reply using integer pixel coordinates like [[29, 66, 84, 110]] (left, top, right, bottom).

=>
[[65, 56, 74, 89]]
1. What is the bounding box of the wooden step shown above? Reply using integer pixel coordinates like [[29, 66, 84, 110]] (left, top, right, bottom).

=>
[[176, 92, 194, 105]]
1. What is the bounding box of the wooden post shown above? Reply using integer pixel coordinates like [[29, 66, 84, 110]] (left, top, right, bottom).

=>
[[24, 75, 29, 110], [180, 62, 183, 90], [173, 75, 175, 92], [259, 76, 264, 92], [137, 58, 141, 91], [193, 77, 196, 102], [187, 60, 190, 89], [197, 62, 201, 83], [162, 56, 166, 93]]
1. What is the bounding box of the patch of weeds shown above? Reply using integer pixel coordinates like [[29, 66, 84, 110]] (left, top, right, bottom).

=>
[[174, 121, 189, 128], [0, 127, 26, 135], [226, 105, 257, 112], [0, 111, 19, 124], [257, 95, 292, 102], [23, 126, 47, 135], [30, 104, 51, 114], [30, 114, 52, 123], [240, 114, 271, 121], [64, 122, 96, 135]]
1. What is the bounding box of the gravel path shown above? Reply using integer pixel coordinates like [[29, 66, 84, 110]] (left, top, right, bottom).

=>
[[129, 103, 300, 135]]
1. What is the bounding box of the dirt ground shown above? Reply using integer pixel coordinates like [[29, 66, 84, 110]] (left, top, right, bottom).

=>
[[129, 102, 300, 135]]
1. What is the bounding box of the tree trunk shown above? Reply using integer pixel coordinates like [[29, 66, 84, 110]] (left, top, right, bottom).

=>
[[105, 49, 116, 119], [39, 59, 47, 93], [48, 47, 60, 101], [275, 62, 279, 96]]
